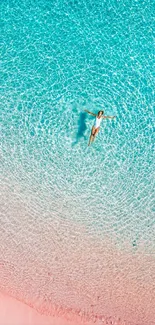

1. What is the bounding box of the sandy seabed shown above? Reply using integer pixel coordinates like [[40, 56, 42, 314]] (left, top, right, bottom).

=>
[[1, 182, 155, 325]]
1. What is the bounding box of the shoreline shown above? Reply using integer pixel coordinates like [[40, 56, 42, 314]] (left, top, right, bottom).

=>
[[0, 291, 135, 325], [0, 291, 78, 325], [1, 181, 155, 325]]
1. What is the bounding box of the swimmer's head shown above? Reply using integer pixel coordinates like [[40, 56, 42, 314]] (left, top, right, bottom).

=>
[[98, 110, 104, 117]]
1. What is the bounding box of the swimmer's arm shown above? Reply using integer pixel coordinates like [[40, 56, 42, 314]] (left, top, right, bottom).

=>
[[102, 115, 116, 119], [84, 109, 96, 116]]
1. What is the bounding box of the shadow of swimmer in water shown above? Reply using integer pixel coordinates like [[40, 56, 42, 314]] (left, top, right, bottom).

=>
[[72, 112, 87, 146], [84, 109, 116, 146]]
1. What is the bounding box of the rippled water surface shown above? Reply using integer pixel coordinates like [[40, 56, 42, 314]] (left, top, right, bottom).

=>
[[0, 0, 155, 324]]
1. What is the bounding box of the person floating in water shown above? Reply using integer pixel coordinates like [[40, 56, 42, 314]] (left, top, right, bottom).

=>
[[84, 110, 116, 146]]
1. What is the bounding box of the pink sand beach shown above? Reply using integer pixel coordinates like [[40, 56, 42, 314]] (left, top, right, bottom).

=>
[[0, 292, 89, 325]]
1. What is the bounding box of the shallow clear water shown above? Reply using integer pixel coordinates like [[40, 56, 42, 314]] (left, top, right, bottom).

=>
[[0, 0, 155, 323], [1, 0, 154, 247]]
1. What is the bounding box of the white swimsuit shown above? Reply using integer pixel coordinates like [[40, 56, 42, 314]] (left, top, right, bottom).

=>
[[94, 116, 102, 128]]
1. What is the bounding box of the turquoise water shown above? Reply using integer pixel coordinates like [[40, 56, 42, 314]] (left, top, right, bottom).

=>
[[1, 0, 155, 249]]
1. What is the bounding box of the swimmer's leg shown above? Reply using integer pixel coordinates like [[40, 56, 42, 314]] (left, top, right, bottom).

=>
[[89, 127, 100, 145], [93, 127, 100, 141], [88, 127, 96, 146], [88, 134, 93, 146]]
